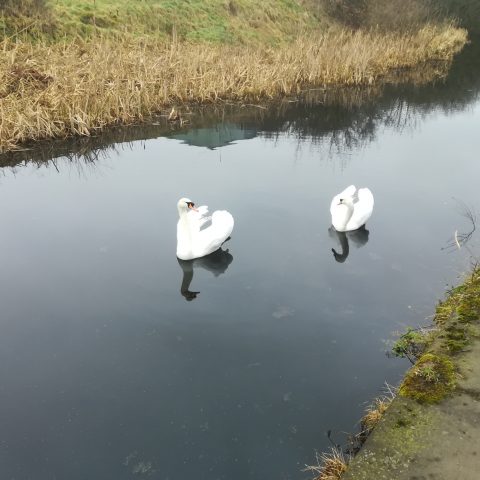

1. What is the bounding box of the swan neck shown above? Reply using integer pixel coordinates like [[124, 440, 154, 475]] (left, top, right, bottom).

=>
[[340, 202, 354, 230]]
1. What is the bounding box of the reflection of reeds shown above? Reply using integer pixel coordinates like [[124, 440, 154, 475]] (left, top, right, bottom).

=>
[[0, 25, 466, 152]]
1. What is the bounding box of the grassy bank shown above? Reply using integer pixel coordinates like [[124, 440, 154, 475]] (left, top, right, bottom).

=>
[[0, 24, 467, 153], [0, 0, 322, 43], [313, 266, 480, 479], [0, 0, 469, 152]]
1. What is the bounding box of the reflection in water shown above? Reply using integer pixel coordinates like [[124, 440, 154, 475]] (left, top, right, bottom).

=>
[[1, 37, 479, 169], [170, 123, 257, 149], [177, 247, 233, 300], [0, 39, 479, 480], [328, 226, 369, 263]]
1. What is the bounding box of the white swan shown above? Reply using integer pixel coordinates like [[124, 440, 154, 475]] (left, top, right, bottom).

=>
[[176, 197, 234, 260], [330, 185, 374, 232]]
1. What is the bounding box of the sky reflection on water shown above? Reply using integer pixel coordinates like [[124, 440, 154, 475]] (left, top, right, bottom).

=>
[[0, 41, 479, 480]]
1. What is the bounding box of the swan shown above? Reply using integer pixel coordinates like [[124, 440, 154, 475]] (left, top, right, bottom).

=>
[[330, 185, 374, 232], [176, 197, 234, 260]]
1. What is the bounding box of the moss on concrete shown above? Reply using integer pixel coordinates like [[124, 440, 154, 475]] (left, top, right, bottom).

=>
[[342, 267, 480, 479], [399, 353, 456, 403]]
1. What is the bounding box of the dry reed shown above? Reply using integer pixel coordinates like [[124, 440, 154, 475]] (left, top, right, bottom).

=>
[[0, 24, 467, 152], [361, 396, 392, 433], [304, 448, 349, 480], [360, 383, 396, 435]]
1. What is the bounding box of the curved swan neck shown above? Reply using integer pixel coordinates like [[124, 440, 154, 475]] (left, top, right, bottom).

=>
[[178, 210, 193, 236], [338, 199, 354, 231]]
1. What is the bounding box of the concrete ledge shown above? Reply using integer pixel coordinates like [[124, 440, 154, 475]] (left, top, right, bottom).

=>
[[343, 269, 480, 480]]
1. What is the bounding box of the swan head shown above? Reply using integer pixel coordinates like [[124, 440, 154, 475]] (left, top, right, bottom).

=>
[[177, 197, 198, 216], [338, 197, 354, 207]]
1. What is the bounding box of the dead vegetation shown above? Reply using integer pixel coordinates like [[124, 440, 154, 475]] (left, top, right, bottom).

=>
[[360, 385, 396, 435], [0, 24, 467, 152], [304, 448, 349, 480], [305, 384, 396, 479]]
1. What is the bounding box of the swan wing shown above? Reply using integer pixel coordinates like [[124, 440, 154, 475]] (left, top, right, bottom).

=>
[[330, 185, 356, 217], [346, 188, 374, 230], [187, 205, 211, 231], [195, 210, 234, 257]]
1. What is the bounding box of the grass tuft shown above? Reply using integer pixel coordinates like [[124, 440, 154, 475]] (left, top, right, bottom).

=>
[[361, 389, 395, 434], [304, 448, 349, 480]]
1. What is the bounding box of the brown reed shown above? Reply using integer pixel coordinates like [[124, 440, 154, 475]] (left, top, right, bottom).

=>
[[0, 24, 467, 152], [304, 448, 349, 480]]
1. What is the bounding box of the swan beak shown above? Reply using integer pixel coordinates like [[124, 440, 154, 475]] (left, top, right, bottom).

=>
[[188, 204, 199, 212]]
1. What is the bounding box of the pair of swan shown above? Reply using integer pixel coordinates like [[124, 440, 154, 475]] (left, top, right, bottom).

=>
[[176, 185, 374, 260]]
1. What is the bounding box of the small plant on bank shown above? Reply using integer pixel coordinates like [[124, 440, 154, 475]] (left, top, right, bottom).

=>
[[415, 364, 440, 383], [391, 326, 433, 363], [304, 448, 349, 480]]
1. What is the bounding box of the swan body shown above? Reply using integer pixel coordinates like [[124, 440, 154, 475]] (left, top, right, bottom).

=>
[[176, 197, 234, 260], [330, 185, 374, 232]]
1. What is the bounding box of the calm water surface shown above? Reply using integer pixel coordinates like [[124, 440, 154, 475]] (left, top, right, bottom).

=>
[[0, 42, 479, 480]]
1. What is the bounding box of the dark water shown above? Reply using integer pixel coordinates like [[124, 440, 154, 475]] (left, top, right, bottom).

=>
[[0, 41, 479, 480]]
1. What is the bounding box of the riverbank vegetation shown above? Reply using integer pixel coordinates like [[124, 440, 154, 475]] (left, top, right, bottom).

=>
[[307, 265, 480, 479], [0, 26, 467, 153], [305, 447, 349, 480], [0, 0, 469, 152]]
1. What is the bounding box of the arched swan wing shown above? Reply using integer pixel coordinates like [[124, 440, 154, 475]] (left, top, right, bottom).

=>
[[346, 188, 374, 230], [187, 205, 211, 231], [196, 210, 234, 257]]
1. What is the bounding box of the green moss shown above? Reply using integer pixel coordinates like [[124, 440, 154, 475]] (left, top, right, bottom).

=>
[[436, 269, 480, 325], [433, 268, 480, 354], [399, 353, 456, 404], [443, 323, 469, 352], [394, 417, 411, 428]]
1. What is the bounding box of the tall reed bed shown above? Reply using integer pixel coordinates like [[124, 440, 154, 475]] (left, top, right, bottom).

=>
[[0, 24, 466, 152]]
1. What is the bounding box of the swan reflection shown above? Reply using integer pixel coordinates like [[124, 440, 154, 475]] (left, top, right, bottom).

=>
[[177, 247, 233, 301], [328, 226, 369, 263]]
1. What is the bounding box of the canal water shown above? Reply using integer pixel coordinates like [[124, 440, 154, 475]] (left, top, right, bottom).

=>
[[0, 41, 479, 480]]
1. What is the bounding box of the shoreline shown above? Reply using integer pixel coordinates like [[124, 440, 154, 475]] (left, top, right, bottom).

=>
[[311, 267, 480, 480], [0, 25, 467, 154]]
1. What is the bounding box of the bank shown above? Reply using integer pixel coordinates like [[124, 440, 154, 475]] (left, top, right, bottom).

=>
[[0, 0, 469, 153], [315, 267, 480, 480]]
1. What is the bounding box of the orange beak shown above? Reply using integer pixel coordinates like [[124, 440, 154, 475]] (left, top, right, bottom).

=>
[[188, 203, 199, 212]]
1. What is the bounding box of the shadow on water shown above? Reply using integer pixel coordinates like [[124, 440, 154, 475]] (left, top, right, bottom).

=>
[[177, 247, 234, 301], [1, 37, 480, 170], [328, 226, 370, 263]]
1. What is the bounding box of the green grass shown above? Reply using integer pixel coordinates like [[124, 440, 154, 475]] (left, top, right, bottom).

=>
[[2, 0, 323, 44]]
